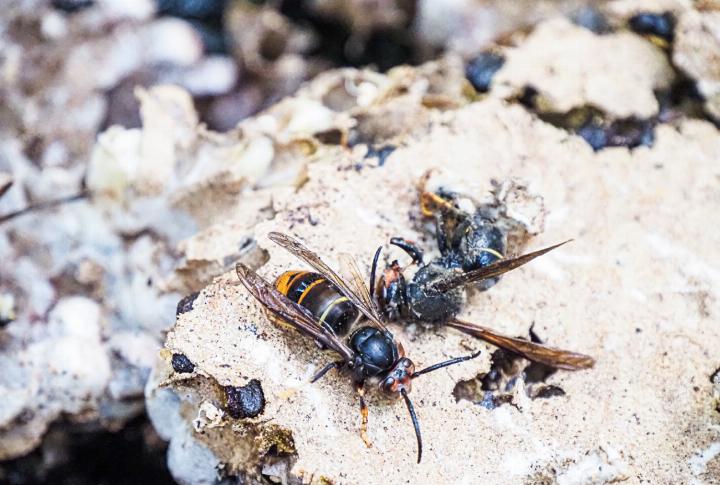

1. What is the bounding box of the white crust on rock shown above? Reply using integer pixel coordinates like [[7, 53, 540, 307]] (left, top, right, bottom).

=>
[[492, 18, 675, 118]]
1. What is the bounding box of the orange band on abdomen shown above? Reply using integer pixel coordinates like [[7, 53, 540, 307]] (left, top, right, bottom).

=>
[[275, 270, 305, 295]]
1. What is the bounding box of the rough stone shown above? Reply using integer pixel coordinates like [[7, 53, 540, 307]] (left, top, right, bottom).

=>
[[155, 92, 720, 482], [491, 18, 675, 118], [673, 7, 720, 119]]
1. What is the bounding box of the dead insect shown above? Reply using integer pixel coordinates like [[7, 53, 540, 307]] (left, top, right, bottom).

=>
[[373, 178, 595, 371], [236, 232, 483, 463], [418, 183, 506, 291]]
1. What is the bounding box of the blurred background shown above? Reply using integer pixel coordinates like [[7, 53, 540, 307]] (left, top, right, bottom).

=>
[[0, 1, 715, 483]]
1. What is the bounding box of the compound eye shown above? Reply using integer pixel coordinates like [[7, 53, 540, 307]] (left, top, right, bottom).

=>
[[402, 359, 412, 368], [383, 377, 395, 389]]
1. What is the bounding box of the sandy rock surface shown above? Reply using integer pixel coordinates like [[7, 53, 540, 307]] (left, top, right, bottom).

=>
[[673, 6, 720, 119], [135, 7, 720, 483], [492, 18, 674, 118], [3, 2, 720, 482], [157, 92, 720, 482]]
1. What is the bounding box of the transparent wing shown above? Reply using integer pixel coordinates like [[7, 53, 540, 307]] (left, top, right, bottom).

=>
[[429, 240, 572, 293], [236, 263, 354, 362], [268, 232, 388, 331], [338, 253, 388, 332], [447, 318, 595, 370]]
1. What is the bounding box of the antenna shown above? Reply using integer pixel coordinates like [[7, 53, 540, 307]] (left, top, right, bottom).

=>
[[401, 388, 423, 464], [369, 246, 382, 298], [411, 350, 482, 379]]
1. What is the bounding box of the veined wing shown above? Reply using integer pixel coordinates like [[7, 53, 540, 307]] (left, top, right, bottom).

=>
[[448, 318, 595, 370], [268, 232, 388, 331], [429, 240, 572, 293], [338, 252, 388, 332], [236, 263, 354, 362]]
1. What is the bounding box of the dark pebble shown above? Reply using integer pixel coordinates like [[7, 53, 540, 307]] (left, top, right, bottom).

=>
[[176, 292, 199, 316], [51, 0, 94, 13], [364, 144, 396, 166], [532, 385, 567, 399], [577, 123, 608, 151], [315, 128, 346, 145], [629, 12, 675, 43], [224, 379, 266, 419], [465, 53, 505, 93], [171, 353, 196, 373], [156, 0, 227, 20], [517, 86, 540, 109], [606, 119, 655, 149]]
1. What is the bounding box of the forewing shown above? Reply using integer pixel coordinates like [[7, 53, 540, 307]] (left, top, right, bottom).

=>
[[448, 318, 595, 370], [236, 263, 354, 362], [338, 253, 388, 331], [430, 240, 572, 293], [269, 232, 388, 330]]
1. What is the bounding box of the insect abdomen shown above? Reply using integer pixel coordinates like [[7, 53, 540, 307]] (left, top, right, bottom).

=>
[[274, 271, 359, 336]]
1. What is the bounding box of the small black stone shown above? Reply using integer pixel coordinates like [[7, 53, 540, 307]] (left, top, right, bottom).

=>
[[364, 144, 397, 166], [315, 128, 346, 145], [629, 12, 675, 43], [176, 292, 199, 316], [465, 53, 505, 93], [524, 361, 557, 384], [156, 0, 227, 20], [224, 379, 265, 419], [606, 119, 655, 149], [51, 0, 94, 13], [532, 385, 567, 399], [517, 86, 540, 109], [171, 353, 195, 374], [577, 123, 608, 151]]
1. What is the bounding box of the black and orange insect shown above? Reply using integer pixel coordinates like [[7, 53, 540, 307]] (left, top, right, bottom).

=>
[[236, 232, 484, 464], [373, 176, 595, 370], [273, 270, 361, 338]]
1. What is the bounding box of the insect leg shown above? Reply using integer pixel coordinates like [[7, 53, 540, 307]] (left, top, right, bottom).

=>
[[390, 237, 424, 265], [355, 382, 372, 448], [411, 350, 482, 379], [310, 360, 344, 383], [369, 246, 382, 299]]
